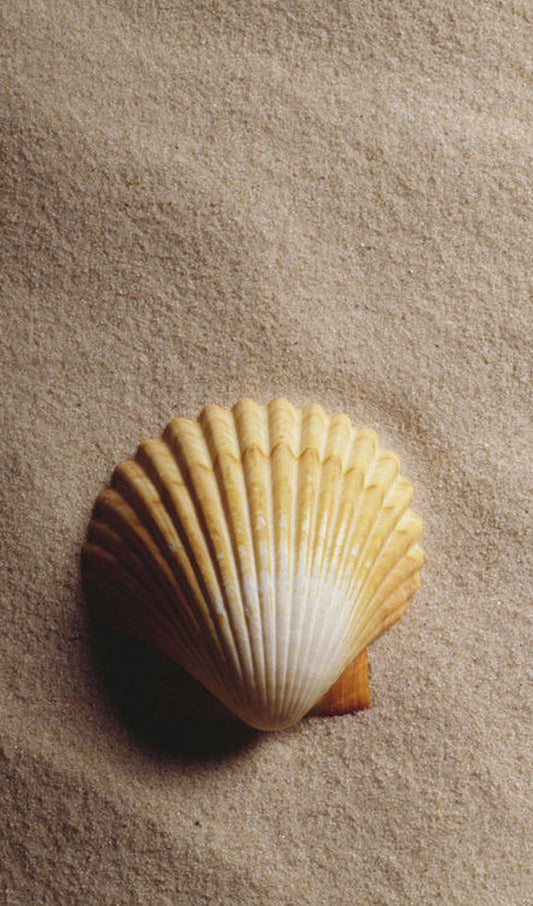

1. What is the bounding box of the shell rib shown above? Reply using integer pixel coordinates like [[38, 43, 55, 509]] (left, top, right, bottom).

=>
[[82, 398, 423, 731]]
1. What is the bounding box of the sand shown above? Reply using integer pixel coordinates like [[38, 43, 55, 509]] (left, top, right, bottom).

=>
[[2, 1, 532, 903]]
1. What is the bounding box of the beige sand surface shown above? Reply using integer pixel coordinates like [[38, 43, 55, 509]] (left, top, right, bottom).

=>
[[2, 1, 532, 903]]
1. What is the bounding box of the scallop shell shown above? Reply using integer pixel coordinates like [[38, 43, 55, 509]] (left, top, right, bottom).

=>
[[82, 398, 423, 731]]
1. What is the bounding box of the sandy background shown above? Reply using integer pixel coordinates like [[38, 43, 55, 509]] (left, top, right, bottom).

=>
[[2, 1, 533, 903]]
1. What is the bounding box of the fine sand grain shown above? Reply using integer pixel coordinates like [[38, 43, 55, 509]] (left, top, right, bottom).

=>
[[2, 1, 532, 903]]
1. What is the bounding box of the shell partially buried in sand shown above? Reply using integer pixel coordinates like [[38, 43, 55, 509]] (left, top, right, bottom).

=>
[[82, 398, 423, 731]]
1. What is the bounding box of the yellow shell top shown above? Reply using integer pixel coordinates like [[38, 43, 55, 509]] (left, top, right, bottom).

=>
[[82, 398, 423, 731]]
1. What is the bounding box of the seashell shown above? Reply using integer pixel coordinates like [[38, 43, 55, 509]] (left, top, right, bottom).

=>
[[82, 398, 423, 731]]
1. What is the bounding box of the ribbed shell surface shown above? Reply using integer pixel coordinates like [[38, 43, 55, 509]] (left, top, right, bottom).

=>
[[83, 399, 423, 730]]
